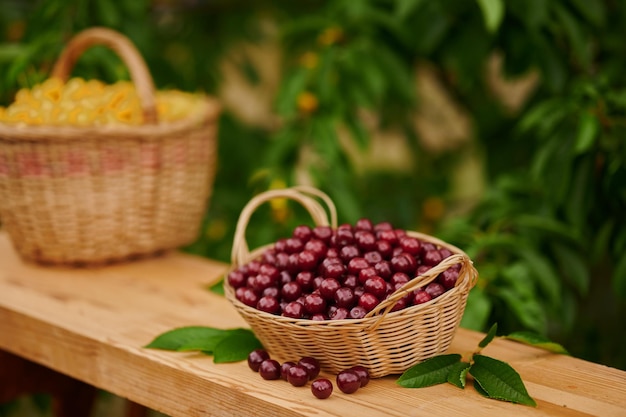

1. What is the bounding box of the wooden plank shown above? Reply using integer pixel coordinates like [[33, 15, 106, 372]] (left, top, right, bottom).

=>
[[0, 232, 624, 417]]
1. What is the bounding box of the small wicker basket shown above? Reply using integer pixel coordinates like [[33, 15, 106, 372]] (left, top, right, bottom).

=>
[[0, 28, 220, 266], [225, 186, 478, 378]]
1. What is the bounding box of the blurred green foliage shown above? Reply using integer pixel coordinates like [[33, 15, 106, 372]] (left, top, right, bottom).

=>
[[1, 0, 625, 372]]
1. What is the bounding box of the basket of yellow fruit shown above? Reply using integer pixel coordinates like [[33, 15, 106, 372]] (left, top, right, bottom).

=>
[[0, 27, 221, 266]]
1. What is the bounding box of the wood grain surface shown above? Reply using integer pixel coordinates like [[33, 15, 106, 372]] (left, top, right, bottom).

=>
[[0, 232, 624, 417]]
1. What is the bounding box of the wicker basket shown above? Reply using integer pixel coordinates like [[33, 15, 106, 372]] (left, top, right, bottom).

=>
[[0, 28, 220, 266], [225, 186, 478, 378]]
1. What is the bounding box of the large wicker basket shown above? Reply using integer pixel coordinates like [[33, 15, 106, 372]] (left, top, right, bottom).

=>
[[0, 28, 220, 266], [224, 186, 478, 378]]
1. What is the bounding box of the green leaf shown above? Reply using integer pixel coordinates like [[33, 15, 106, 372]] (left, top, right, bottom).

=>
[[496, 287, 547, 335], [470, 355, 537, 407], [574, 112, 598, 154], [476, 0, 505, 33], [395, 0, 426, 19], [517, 247, 561, 307], [397, 354, 462, 388], [344, 113, 370, 149], [447, 361, 471, 389], [213, 329, 263, 363], [275, 68, 309, 117], [479, 323, 498, 348], [504, 332, 569, 355], [460, 287, 492, 331], [145, 326, 229, 351], [208, 279, 225, 296], [568, 0, 606, 27], [551, 244, 589, 295], [473, 379, 490, 398]]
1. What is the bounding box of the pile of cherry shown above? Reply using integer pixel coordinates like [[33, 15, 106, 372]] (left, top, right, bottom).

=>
[[228, 218, 461, 320], [248, 349, 369, 399]]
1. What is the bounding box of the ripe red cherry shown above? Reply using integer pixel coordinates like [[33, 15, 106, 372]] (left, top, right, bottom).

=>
[[425, 282, 446, 298], [238, 288, 259, 307], [311, 378, 333, 399], [335, 226, 355, 246], [304, 239, 327, 259], [358, 266, 377, 284], [350, 365, 370, 387], [390, 272, 410, 286], [342, 274, 358, 289], [355, 218, 374, 231], [293, 225, 313, 241], [339, 245, 360, 262], [334, 287, 356, 308], [280, 361, 296, 380], [281, 281, 302, 301], [413, 289, 432, 305], [330, 307, 349, 320], [319, 277, 341, 300], [375, 239, 393, 258], [287, 364, 310, 387], [438, 268, 459, 289], [399, 236, 421, 256], [358, 293, 379, 312], [312, 225, 333, 243], [247, 349, 270, 372], [349, 305, 367, 319], [364, 276, 387, 299], [296, 271, 314, 291], [336, 369, 361, 394], [374, 261, 393, 279], [282, 301, 305, 318], [298, 357, 321, 380], [364, 251, 383, 265], [256, 295, 280, 314], [285, 237, 304, 254], [227, 270, 246, 288], [259, 359, 281, 380], [423, 249, 443, 266], [355, 230, 377, 251], [376, 229, 398, 245], [391, 253, 417, 274], [297, 250, 318, 270], [304, 293, 327, 315]]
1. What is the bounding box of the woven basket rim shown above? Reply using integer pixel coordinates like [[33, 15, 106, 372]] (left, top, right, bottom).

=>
[[224, 262, 474, 329], [224, 231, 478, 331], [0, 95, 221, 142]]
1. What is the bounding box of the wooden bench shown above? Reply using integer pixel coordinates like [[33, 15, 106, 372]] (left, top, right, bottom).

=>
[[0, 231, 624, 416]]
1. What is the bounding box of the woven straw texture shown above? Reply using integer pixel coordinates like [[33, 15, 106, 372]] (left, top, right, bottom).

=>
[[0, 28, 220, 266], [225, 186, 478, 378]]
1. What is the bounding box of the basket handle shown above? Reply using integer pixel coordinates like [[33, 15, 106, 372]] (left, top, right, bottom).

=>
[[231, 186, 338, 266], [364, 252, 478, 330], [50, 27, 158, 124]]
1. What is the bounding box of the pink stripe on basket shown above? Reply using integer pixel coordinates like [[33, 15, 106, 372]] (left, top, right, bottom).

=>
[[65, 150, 89, 176], [140, 143, 161, 170], [100, 147, 126, 173], [0, 155, 9, 176], [16, 151, 51, 177]]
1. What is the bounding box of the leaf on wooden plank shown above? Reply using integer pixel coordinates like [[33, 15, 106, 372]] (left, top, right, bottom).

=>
[[213, 328, 263, 363], [447, 361, 471, 389], [504, 331, 569, 355], [145, 326, 229, 351], [396, 354, 462, 388], [470, 355, 537, 407], [479, 323, 498, 348], [207, 279, 225, 296]]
